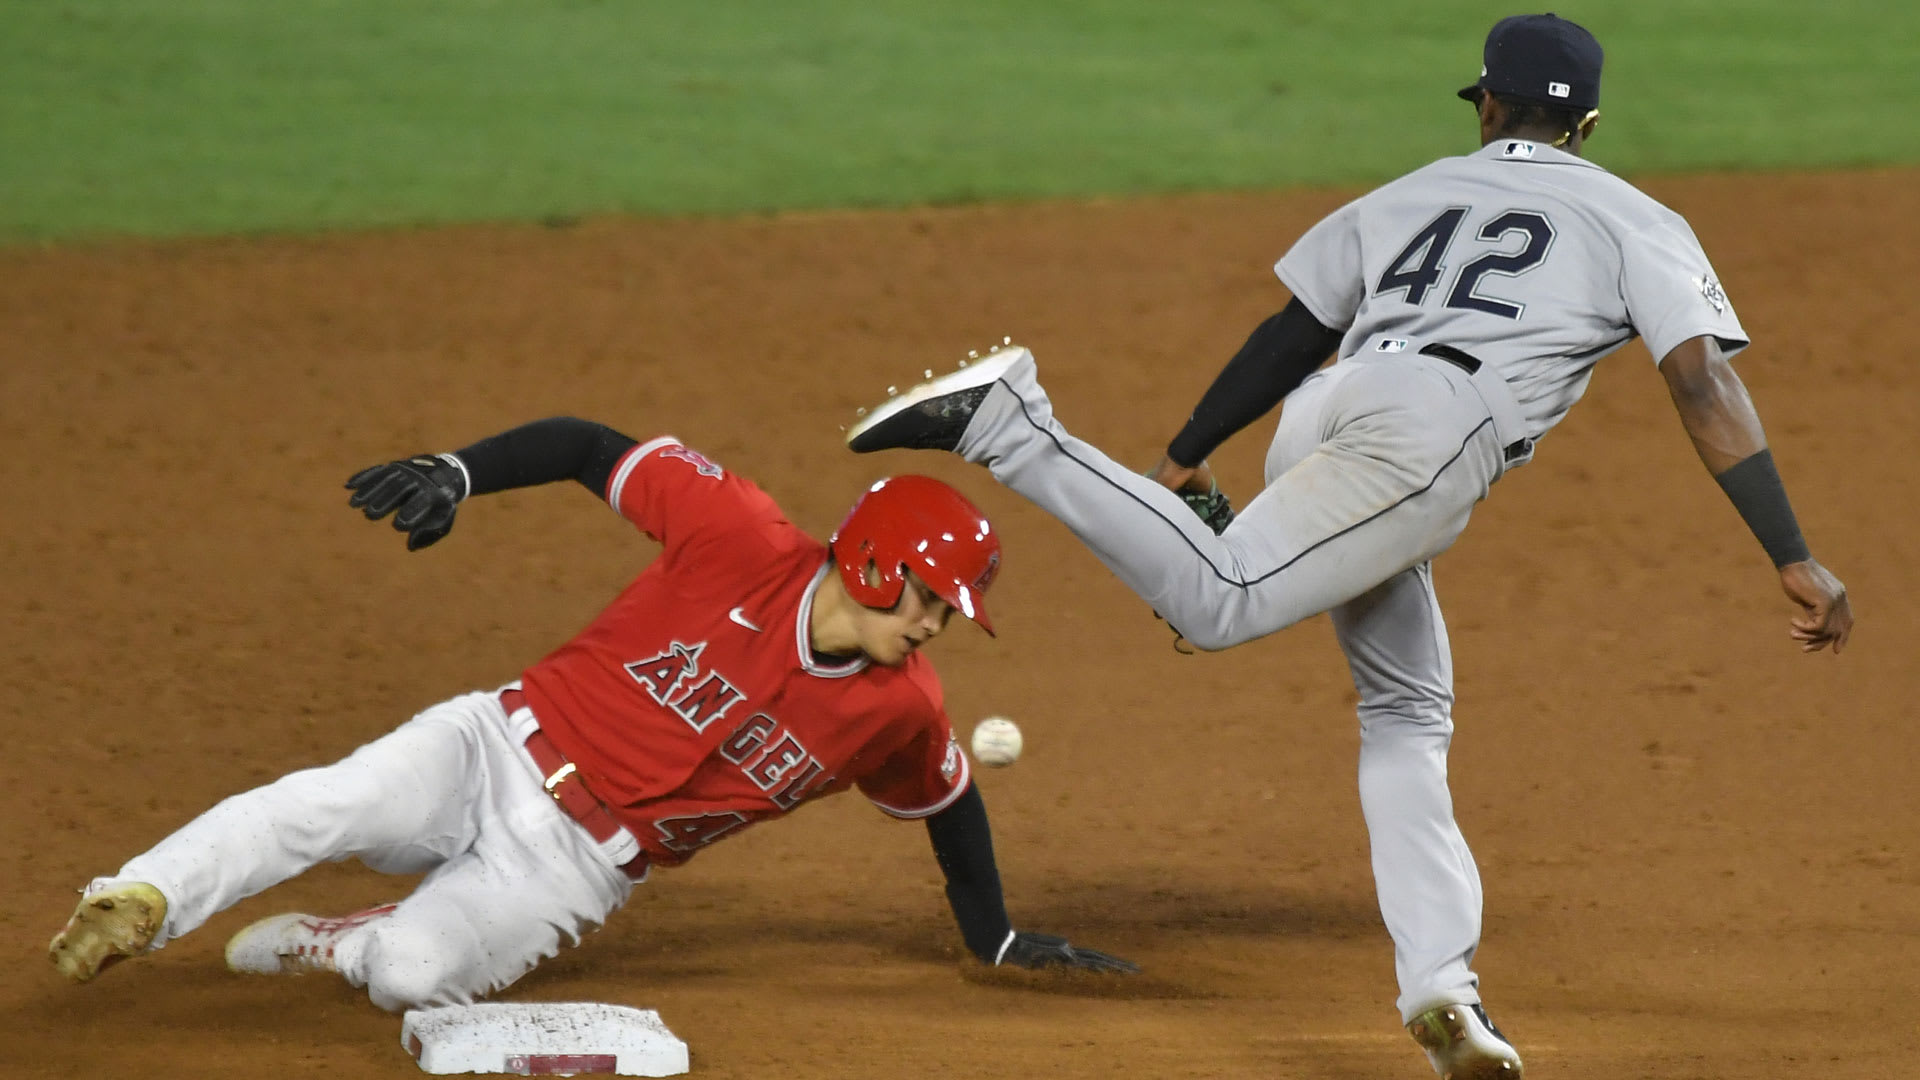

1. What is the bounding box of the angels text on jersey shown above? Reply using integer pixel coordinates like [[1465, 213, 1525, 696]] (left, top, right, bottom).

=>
[[626, 638, 836, 852]]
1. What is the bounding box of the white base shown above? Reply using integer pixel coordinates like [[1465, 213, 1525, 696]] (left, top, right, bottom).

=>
[[401, 1002, 690, 1076]]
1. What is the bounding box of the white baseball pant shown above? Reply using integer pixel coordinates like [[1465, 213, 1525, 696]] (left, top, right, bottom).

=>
[[104, 689, 633, 1010]]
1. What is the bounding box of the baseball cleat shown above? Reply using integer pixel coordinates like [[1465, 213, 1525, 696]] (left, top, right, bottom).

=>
[[846, 343, 1031, 454], [49, 881, 168, 983], [225, 903, 398, 976], [1407, 1002, 1523, 1080]]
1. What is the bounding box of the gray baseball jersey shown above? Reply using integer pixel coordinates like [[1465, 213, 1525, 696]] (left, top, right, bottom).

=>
[[852, 138, 1763, 1028], [1280, 138, 1749, 438]]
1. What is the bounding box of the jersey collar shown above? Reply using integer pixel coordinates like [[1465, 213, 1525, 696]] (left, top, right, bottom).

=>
[[795, 561, 869, 680], [1475, 138, 1607, 171]]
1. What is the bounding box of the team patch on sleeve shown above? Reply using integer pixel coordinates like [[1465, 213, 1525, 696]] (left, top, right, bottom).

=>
[[1695, 274, 1728, 314], [658, 444, 724, 478], [606, 437, 728, 515]]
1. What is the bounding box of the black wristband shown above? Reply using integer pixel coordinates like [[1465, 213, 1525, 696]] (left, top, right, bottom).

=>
[[1714, 449, 1811, 568]]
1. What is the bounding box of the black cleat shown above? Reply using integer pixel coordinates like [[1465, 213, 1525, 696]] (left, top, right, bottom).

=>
[[846, 345, 1029, 454]]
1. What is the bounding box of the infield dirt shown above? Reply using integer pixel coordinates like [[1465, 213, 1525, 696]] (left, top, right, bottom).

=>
[[5, 168, 1916, 1078]]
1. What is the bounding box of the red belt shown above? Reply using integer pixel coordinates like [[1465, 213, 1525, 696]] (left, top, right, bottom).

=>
[[502, 688, 648, 880]]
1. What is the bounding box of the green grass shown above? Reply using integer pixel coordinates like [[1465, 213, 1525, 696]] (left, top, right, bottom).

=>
[[2, 0, 1916, 242]]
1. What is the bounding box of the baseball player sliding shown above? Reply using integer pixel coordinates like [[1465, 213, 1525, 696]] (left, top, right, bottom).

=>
[[50, 418, 1133, 1013], [846, 13, 1851, 1079]]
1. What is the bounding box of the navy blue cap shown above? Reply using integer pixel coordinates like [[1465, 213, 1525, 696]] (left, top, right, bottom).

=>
[[1457, 13, 1603, 110]]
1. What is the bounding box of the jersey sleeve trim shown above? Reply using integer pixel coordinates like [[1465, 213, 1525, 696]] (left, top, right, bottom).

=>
[[605, 436, 683, 511], [867, 747, 971, 820], [1650, 332, 1753, 368], [1714, 334, 1752, 359]]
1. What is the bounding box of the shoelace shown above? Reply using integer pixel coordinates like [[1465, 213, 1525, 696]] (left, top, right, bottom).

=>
[[279, 937, 341, 973], [277, 906, 397, 973]]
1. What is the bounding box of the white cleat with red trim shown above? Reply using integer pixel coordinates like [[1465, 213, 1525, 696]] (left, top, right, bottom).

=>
[[224, 903, 398, 976]]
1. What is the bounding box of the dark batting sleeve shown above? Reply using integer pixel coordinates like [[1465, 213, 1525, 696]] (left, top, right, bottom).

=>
[[1165, 298, 1346, 468], [450, 417, 638, 499], [924, 782, 1014, 963]]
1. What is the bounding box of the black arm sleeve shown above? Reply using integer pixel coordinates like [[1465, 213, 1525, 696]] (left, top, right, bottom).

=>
[[1165, 298, 1345, 468], [451, 417, 639, 499], [924, 782, 1013, 963]]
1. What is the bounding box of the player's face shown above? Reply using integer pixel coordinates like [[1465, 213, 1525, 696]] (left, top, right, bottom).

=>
[[858, 573, 956, 666]]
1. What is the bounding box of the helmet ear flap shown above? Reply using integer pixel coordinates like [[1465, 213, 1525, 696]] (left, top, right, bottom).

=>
[[835, 540, 905, 611]]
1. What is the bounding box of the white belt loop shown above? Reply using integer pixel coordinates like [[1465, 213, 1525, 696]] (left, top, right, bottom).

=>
[[1460, 368, 1535, 471], [503, 683, 541, 744], [598, 828, 645, 873]]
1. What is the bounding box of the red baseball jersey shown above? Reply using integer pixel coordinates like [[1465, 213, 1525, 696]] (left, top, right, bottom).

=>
[[519, 437, 970, 867]]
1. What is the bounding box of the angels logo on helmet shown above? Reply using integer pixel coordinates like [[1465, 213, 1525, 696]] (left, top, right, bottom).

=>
[[973, 551, 1001, 594]]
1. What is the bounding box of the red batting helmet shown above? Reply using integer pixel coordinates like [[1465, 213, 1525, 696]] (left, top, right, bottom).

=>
[[830, 475, 1001, 635]]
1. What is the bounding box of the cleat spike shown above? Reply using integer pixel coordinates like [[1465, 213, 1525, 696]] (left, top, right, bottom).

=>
[[1002, 335, 1012, 345], [845, 340, 1027, 455], [886, 385, 898, 396], [855, 407, 868, 416]]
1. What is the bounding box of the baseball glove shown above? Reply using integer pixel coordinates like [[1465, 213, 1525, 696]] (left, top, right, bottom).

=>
[[1178, 482, 1235, 534]]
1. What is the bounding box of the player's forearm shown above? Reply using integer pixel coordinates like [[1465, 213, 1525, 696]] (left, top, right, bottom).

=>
[[1661, 338, 1811, 567], [1661, 337, 1768, 474], [450, 417, 638, 498], [923, 783, 1014, 962], [1165, 299, 1344, 467]]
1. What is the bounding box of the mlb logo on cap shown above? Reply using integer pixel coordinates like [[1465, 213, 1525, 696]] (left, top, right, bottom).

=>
[[1457, 13, 1603, 110]]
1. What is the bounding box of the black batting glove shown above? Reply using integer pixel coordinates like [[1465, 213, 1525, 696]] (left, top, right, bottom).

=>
[[996, 931, 1139, 974], [345, 455, 467, 550]]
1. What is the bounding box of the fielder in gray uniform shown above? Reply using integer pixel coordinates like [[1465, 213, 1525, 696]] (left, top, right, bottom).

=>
[[845, 13, 1853, 1080]]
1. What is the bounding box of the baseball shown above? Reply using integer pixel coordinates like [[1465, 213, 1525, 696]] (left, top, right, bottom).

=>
[[970, 717, 1023, 767]]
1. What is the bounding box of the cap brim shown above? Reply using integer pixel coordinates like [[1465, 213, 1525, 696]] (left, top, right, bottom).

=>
[[1457, 84, 1485, 103]]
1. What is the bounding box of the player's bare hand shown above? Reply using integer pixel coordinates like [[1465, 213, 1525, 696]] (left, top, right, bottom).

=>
[[1145, 455, 1215, 496], [997, 931, 1139, 974], [1778, 559, 1852, 654], [345, 455, 467, 551]]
